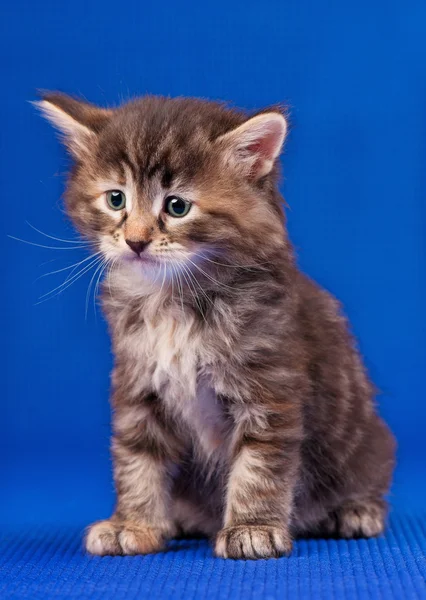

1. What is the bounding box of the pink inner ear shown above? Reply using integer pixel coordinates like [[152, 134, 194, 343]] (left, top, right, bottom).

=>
[[246, 140, 265, 177], [242, 119, 285, 178], [248, 120, 284, 161], [221, 113, 286, 178], [247, 140, 262, 154]]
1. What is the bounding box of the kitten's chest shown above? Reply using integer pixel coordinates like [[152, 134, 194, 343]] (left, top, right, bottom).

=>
[[140, 311, 227, 455], [143, 311, 200, 396]]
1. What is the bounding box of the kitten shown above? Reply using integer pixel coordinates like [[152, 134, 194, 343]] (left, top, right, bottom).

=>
[[37, 92, 395, 559]]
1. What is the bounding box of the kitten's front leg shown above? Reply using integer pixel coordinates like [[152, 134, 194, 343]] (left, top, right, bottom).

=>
[[86, 392, 182, 556], [215, 399, 302, 559]]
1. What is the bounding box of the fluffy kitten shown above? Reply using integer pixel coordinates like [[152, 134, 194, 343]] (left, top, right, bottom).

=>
[[37, 92, 395, 559]]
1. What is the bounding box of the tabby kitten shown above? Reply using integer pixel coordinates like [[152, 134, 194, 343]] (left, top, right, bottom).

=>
[[37, 92, 395, 559]]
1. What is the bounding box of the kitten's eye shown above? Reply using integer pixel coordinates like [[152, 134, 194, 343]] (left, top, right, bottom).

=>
[[164, 195, 191, 218], [106, 190, 126, 211]]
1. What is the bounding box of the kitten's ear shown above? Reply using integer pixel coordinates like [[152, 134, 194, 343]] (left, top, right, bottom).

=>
[[33, 92, 113, 159], [217, 111, 288, 180]]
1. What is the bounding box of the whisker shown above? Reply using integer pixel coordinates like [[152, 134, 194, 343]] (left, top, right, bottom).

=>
[[8, 235, 89, 251], [99, 258, 112, 299], [180, 261, 214, 309], [170, 263, 175, 305], [195, 252, 270, 270], [181, 254, 235, 292], [158, 261, 167, 299], [37, 251, 103, 279], [179, 262, 208, 323], [172, 263, 185, 316], [179, 265, 201, 315], [85, 258, 108, 320], [177, 268, 185, 316], [51, 257, 103, 300], [34, 260, 101, 306], [38, 258, 60, 268], [106, 257, 119, 297], [92, 261, 106, 320], [93, 259, 110, 319], [172, 249, 231, 290], [61, 251, 101, 288], [25, 221, 89, 245], [38, 255, 102, 300], [177, 247, 270, 270], [151, 258, 163, 288]]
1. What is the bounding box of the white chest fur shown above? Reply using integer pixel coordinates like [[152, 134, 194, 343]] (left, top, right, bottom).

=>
[[127, 306, 227, 458]]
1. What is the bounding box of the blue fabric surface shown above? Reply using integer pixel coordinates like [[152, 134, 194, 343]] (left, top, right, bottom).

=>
[[1, 455, 425, 599], [1, 518, 425, 600]]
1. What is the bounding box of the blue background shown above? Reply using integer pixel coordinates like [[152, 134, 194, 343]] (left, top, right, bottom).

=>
[[1, 1, 425, 598]]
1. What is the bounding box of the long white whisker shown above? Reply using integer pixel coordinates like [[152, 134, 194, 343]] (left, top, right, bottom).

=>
[[39, 255, 102, 300], [35, 256, 102, 304], [170, 263, 175, 305], [107, 257, 119, 297], [179, 264, 199, 309], [181, 254, 235, 292], [172, 264, 185, 316], [177, 268, 185, 316], [172, 249, 232, 290], [177, 247, 270, 270], [180, 261, 214, 308], [55, 257, 103, 299], [93, 262, 106, 317], [25, 221, 89, 245], [99, 258, 112, 300], [86, 258, 108, 320], [61, 253, 101, 289], [179, 262, 208, 323], [8, 235, 89, 251], [93, 259, 110, 319], [151, 259, 163, 288], [38, 258, 60, 268], [158, 261, 167, 299], [37, 251, 103, 279], [195, 252, 270, 270]]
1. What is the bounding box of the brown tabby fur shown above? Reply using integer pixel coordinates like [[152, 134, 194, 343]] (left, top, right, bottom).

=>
[[37, 92, 395, 559]]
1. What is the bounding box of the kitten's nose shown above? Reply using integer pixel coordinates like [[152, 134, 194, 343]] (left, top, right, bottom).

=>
[[125, 239, 150, 256]]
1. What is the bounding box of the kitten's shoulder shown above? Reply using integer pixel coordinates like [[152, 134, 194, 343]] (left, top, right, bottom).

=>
[[295, 270, 342, 314]]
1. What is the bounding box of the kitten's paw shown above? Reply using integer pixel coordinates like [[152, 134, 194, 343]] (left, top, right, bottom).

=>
[[337, 500, 386, 538], [117, 522, 165, 555], [85, 520, 122, 556], [215, 525, 292, 560], [85, 519, 166, 556]]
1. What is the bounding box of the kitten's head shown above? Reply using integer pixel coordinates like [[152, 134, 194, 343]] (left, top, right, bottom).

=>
[[37, 93, 288, 287]]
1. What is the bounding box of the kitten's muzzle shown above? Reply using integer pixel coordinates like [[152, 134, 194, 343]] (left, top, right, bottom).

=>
[[125, 239, 151, 256]]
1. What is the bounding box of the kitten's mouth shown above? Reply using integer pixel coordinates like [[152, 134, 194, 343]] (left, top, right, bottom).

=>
[[126, 253, 155, 264]]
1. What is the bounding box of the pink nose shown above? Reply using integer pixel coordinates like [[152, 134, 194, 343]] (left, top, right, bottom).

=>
[[125, 239, 150, 256]]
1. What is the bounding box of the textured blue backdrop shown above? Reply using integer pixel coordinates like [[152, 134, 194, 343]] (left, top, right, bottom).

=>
[[1, 0, 425, 598]]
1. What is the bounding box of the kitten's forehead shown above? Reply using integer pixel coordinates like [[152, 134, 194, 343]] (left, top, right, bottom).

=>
[[96, 96, 245, 190]]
